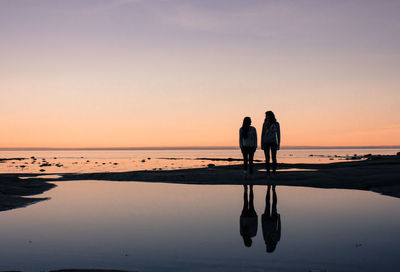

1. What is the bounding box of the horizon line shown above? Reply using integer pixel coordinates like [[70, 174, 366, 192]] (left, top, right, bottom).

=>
[[0, 145, 399, 151]]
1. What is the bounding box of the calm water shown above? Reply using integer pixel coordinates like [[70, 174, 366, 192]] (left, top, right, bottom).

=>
[[0, 148, 398, 173], [0, 181, 399, 272]]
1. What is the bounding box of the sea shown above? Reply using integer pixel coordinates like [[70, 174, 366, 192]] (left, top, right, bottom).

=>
[[0, 147, 399, 174]]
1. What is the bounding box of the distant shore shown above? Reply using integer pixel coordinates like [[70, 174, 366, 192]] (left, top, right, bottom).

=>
[[1, 154, 399, 212], [1, 145, 400, 151]]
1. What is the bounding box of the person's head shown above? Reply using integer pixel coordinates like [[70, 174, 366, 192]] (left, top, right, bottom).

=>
[[265, 111, 276, 124], [242, 116, 251, 127], [243, 236, 253, 247], [241, 117, 252, 139], [266, 241, 277, 253]]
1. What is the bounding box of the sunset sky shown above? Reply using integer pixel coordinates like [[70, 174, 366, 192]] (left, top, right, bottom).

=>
[[1, 0, 399, 148]]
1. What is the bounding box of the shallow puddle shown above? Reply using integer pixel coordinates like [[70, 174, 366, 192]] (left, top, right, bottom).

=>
[[0, 181, 399, 272]]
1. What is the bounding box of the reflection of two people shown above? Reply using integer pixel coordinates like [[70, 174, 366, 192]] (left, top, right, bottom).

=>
[[240, 184, 281, 253]]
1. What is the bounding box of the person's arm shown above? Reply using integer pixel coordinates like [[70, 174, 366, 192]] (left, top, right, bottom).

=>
[[277, 214, 281, 241], [276, 123, 281, 150], [254, 127, 258, 149], [239, 128, 243, 149], [261, 123, 265, 150]]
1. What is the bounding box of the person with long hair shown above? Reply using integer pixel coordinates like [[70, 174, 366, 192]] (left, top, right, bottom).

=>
[[262, 185, 281, 253], [261, 111, 281, 175], [239, 117, 257, 176], [239, 184, 258, 247]]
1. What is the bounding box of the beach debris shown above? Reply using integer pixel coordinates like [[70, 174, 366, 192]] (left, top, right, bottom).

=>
[[20, 165, 26, 168], [141, 159, 146, 162], [207, 164, 216, 168], [113, 163, 118, 165], [39, 169, 45, 172], [30, 156, 36, 159], [102, 163, 106, 165], [55, 163, 63, 167], [147, 157, 151, 160], [53, 157, 57, 159], [40, 162, 52, 167], [86, 160, 90, 163]]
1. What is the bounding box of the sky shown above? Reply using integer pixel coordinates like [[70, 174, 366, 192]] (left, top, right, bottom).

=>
[[1, 0, 399, 148]]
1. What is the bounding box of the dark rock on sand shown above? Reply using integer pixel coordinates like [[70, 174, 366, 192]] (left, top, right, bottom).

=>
[[50, 270, 135, 272]]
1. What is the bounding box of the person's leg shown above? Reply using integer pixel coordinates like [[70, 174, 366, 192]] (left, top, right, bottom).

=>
[[271, 144, 278, 174], [264, 145, 271, 174], [242, 149, 248, 172], [248, 149, 255, 174], [272, 185, 278, 217], [249, 185, 255, 213], [241, 185, 249, 215], [264, 185, 271, 216]]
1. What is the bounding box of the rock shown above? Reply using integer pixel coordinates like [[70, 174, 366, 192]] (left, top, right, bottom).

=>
[[207, 164, 216, 168]]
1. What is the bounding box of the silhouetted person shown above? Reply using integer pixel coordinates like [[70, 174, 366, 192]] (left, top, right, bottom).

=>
[[262, 185, 281, 253], [239, 117, 257, 176], [261, 111, 281, 175], [240, 185, 258, 247]]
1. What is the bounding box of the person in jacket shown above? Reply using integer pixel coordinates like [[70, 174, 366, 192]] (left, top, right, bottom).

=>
[[240, 184, 258, 247], [239, 117, 257, 175], [262, 185, 281, 253], [261, 111, 281, 175]]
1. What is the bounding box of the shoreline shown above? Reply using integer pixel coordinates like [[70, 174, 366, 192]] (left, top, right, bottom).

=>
[[0, 155, 399, 212]]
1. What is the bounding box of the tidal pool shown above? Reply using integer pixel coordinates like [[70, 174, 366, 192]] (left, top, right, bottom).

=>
[[0, 181, 399, 272]]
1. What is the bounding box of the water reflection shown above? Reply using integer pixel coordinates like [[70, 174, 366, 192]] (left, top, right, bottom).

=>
[[240, 184, 282, 252], [262, 185, 281, 253], [240, 185, 258, 247]]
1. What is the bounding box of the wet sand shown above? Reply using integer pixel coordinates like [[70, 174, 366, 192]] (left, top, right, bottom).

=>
[[0, 174, 55, 212], [1, 155, 399, 212]]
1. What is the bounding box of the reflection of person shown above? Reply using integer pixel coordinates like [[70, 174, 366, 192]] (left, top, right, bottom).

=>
[[261, 111, 281, 175], [262, 185, 281, 253], [239, 117, 257, 176], [240, 185, 258, 247]]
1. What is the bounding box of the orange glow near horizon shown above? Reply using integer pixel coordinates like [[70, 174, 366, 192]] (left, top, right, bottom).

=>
[[1, 1, 399, 148]]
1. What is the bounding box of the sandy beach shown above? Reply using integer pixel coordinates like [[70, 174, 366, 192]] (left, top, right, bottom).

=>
[[1, 154, 399, 213]]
